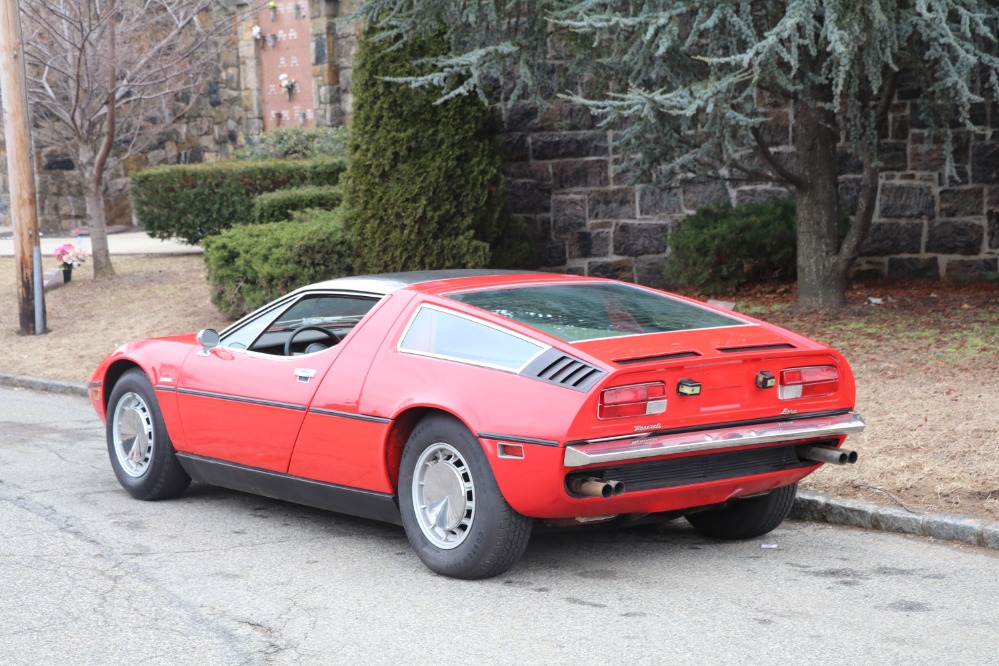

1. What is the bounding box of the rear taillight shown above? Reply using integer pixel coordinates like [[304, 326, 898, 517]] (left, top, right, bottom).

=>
[[779, 366, 839, 399], [598, 382, 667, 419]]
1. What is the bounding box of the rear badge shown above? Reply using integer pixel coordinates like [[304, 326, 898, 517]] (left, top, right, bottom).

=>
[[677, 378, 702, 396]]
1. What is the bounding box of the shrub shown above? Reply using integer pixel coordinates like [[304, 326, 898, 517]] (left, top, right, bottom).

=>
[[665, 196, 797, 294], [132, 158, 346, 245], [253, 186, 343, 225], [343, 27, 534, 273], [236, 126, 349, 160], [202, 207, 355, 318]]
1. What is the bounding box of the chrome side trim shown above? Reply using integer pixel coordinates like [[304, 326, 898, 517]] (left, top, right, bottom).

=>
[[477, 432, 560, 447], [309, 407, 391, 424], [563, 412, 866, 468], [176, 387, 307, 412]]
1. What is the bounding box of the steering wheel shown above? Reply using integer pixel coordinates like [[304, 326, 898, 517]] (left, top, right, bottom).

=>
[[284, 325, 340, 356]]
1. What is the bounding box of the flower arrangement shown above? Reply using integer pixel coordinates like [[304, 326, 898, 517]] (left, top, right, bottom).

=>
[[54, 243, 88, 269], [279, 73, 296, 99], [251, 24, 262, 41], [268, 1, 278, 19]]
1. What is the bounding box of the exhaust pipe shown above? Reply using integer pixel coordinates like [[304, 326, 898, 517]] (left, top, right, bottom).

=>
[[798, 445, 858, 466], [569, 476, 625, 498]]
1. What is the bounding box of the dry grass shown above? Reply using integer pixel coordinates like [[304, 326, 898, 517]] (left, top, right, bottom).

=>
[[2, 256, 997, 519], [0, 255, 230, 382]]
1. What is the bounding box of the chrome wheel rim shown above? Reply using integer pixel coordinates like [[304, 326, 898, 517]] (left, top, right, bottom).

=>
[[112, 392, 154, 478], [412, 442, 475, 550]]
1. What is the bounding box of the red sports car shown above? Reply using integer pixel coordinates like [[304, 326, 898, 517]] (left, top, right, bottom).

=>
[[90, 270, 864, 579]]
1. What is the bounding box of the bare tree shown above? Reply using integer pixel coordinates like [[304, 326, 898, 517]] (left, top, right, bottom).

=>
[[21, 0, 245, 277]]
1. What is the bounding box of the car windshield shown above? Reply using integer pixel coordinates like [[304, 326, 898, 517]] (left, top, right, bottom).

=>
[[447, 282, 745, 342]]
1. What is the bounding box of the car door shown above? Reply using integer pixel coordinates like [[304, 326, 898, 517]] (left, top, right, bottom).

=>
[[175, 292, 379, 473]]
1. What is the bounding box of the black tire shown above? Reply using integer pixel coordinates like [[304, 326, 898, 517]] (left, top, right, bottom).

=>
[[398, 414, 533, 579], [106, 368, 191, 501], [685, 483, 798, 539]]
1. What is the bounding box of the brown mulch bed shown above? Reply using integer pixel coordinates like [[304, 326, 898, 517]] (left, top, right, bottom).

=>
[[2, 256, 997, 520]]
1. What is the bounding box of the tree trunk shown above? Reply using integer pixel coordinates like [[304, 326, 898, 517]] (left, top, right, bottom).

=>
[[794, 99, 845, 308], [77, 153, 115, 278]]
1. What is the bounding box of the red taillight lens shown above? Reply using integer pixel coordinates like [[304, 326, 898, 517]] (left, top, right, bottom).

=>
[[598, 382, 667, 419], [779, 366, 839, 399]]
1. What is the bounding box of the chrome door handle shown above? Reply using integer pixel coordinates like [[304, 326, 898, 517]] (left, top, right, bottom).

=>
[[294, 368, 316, 383]]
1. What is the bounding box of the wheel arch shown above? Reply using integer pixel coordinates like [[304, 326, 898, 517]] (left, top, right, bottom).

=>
[[384, 406, 479, 492], [102, 360, 145, 413]]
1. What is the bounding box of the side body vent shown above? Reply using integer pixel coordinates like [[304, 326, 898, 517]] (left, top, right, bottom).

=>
[[718, 343, 796, 354], [521, 348, 606, 392]]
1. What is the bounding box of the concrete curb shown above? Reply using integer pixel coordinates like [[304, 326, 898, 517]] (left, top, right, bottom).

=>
[[0, 373, 88, 397], [2, 376, 997, 551], [792, 490, 999, 551]]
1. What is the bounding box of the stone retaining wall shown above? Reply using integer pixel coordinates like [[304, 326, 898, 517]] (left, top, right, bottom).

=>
[[504, 98, 999, 285]]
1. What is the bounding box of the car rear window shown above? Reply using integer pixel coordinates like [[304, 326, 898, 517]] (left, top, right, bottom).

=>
[[398, 305, 547, 372], [448, 282, 745, 342]]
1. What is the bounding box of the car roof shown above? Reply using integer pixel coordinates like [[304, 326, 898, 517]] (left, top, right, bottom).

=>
[[295, 269, 570, 297]]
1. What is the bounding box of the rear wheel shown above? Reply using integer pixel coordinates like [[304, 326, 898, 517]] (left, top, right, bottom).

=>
[[107, 369, 190, 500], [685, 484, 797, 539], [399, 415, 532, 579]]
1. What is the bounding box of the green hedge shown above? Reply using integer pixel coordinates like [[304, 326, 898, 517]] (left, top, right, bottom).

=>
[[665, 197, 797, 294], [203, 208, 355, 318], [132, 158, 346, 245], [253, 186, 343, 225]]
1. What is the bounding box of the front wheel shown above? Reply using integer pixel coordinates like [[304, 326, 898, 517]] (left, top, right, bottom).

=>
[[398, 415, 532, 579], [685, 484, 798, 539], [106, 368, 190, 500]]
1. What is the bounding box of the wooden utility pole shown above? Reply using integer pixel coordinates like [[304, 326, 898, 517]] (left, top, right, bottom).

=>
[[0, 0, 44, 334]]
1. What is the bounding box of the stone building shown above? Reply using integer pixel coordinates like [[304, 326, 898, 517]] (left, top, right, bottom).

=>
[[0, 0, 362, 236], [3, 2, 997, 283]]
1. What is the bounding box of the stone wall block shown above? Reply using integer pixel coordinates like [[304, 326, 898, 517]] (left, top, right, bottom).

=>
[[587, 258, 635, 281], [550, 159, 609, 190], [567, 230, 612, 259], [530, 132, 608, 160], [682, 180, 729, 211], [887, 256, 940, 280], [971, 143, 999, 183], [637, 186, 682, 218], [588, 187, 635, 220], [614, 221, 669, 256], [860, 221, 923, 256], [988, 209, 999, 250], [634, 255, 668, 289], [505, 179, 551, 215], [734, 187, 788, 206], [551, 196, 587, 237], [879, 183, 935, 219], [926, 220, 985, 255], [538, 240, 567, 267], [939, 187, 984, 218], [507, 161, 551, 183], [945, 258, 999, 281]]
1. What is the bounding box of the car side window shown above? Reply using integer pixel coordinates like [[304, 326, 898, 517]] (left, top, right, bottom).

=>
[[223, 293, 379, 355], [398, 305, 547, 372]]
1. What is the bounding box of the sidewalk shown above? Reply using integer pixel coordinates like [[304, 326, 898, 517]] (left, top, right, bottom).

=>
[[0, 228, 201, 257]]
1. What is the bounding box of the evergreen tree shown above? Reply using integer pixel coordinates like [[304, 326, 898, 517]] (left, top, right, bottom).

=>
[[344, 26, 532, 274], [354, 1, 999, 307]]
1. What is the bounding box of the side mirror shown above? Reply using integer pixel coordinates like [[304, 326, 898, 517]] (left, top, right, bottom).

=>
[[196, 328, 220, 350]]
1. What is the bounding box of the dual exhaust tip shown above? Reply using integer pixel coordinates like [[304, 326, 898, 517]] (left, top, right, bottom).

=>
[[568, 445, 857, 498], [797, 444, 858, 466], [569, 476, 625, 498]]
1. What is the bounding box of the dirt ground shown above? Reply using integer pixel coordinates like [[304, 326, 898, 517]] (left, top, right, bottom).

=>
[[2, 255, 997, 520]]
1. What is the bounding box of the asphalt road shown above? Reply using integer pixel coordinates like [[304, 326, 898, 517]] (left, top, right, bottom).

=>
[[2, 386, 998, 665]]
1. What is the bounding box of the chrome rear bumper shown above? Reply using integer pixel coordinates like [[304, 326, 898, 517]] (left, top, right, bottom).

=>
[[563, 412, 865, 468]]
